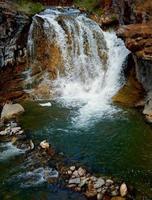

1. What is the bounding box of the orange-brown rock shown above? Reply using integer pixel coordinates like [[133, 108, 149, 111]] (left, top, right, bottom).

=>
[[113, 68, 145, 107], [117, 23, 152, 60]]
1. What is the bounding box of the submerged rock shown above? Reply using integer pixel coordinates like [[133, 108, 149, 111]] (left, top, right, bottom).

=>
[[1, 103, 25, 121]]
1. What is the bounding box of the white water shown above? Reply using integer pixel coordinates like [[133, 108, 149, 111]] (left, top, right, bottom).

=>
[[28, 8, 129, 127], [0, 142, 24, 161]]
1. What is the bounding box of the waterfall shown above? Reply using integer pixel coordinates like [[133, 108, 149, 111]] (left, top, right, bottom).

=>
[[27, 8, 129, 127]]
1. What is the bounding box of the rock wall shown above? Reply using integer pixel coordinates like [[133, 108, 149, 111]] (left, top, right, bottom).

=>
[[0, 1, 31, 105], [114, 1, 152, 121]]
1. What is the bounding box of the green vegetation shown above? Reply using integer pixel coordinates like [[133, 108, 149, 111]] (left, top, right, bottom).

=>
[[74, 0, 101, 13], [15, 0, 44, 15]]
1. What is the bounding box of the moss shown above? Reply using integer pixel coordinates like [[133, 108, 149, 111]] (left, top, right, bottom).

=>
[[74, 0, 100, 12], [15, 0, 44, 15]]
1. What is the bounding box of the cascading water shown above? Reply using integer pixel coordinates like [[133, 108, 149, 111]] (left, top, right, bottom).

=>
[[28, 8, 129, 127]]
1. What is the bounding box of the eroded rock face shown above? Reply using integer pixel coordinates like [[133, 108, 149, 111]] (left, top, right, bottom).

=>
[[116, 22, 152, 120], [117, 23, 152, 61], [0, 1, 30, 68], [0, 1, 31, 104]]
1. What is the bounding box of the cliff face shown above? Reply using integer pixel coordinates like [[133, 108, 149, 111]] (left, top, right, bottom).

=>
[[0, 1, 31, 104], [112, 0, 152, 121]]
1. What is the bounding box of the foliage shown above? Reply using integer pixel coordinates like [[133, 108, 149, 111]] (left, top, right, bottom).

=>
[[74, 0, 100, 13], [15, 0, 44, 15]]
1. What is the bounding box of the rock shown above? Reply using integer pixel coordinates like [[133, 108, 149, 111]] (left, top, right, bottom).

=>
[[70, 166, 76, 171], [120, 183, 128, 197], [0, 120, 4, 128], [40, 140, 50, 149], [117, 23, 152, 60], [1, 103, 25, 121], [69, 177, 81, 185], [67, 184, 77, 188], [90, 176, 97, 182], [10, 121, 18, 128], [11, 137, 17, 144], [94, 178, 105, 189], [78, 167, 86, 177], [111, 197, 125, 200], [97, 193, 103, 200], [29, 140, 34, 150], [79, 177, 89, 187], [72, 170, 79, 178], [11, 127, 22, 134], [0, 130, 7, 136], [67, 170, 72, 175], [16, 130, 24, 135], [111, 190, 119, 197], [106, 179, 114, 186], [85, 180, 97, 198]]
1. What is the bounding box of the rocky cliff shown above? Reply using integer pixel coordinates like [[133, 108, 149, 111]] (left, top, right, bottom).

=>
[[0, 1, 30, 104], [109, 0, 152, 122]]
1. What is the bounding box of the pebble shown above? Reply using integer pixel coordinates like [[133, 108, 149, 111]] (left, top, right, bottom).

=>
[[97, 193, 103, 200], [72, 170, 79, 177], [29, 140, 34, 150], [120, 183, 127, 197], [78, 167, 86, 177], [70, 166, 75, 171], [67, 170, 72, 175], [79, 177, 89, 187], [94, 177, 105, 189], [11, 127, 21, 134], [40, 140, 49, 149], [69, 177, 81, 184], [0, 130, 6, 135]]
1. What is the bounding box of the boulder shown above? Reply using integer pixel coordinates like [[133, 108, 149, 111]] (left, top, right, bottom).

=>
[[1, 103, 25, 120]]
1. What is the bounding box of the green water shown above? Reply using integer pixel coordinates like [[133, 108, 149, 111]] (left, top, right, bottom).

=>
[[1, 101, 152, 199]]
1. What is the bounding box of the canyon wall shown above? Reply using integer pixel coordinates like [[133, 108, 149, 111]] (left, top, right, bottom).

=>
[[0, 1, 31, 104]]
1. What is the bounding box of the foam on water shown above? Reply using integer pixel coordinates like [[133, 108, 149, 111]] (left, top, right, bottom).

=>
[[15, 167, 59, 188], [0, 142, 24, 161]]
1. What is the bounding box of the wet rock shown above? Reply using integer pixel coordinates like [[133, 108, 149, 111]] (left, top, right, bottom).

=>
[[90, 176, 97, 182], [67, 170, 72, 175], [68, 184, 77, 188], [29, 140, 34, 150], [85, 180, 97, 198], [79, 177, 89, 187], [40, 140, 49, 149], [0, 130, 7, 136], [97, 192, 103, 200], [11, 127, 22, 134], [70, 166, 76, 171], [78, 167, 86, 177], [69, 177, 81, 185], [94, 177, 105, 189], [106, 179, 114, 186], [120, 183, 128, 197], [72, 170, 79, 178], [1, 103, 25, 121], [111, 197, 125, 200]]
